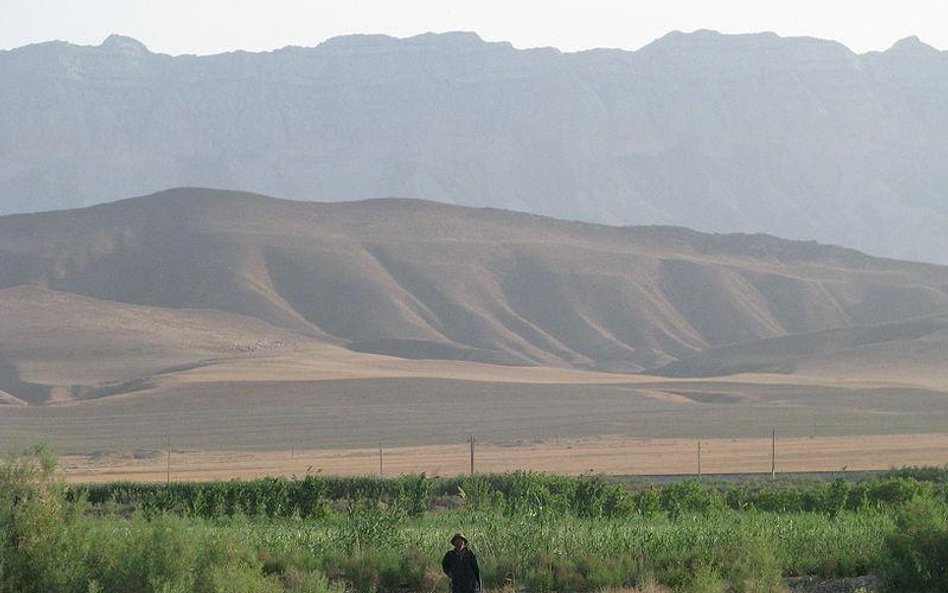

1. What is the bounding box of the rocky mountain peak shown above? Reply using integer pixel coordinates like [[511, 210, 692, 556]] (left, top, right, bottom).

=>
[[886, 35, 939, 55], [317, 31, 494, 53], [643, 29, 782, 51], [99, 34, 150, 55]]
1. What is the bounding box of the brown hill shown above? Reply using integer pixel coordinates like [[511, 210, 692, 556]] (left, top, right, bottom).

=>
[[0, 283, 647, 405], [2, 188, 948, 383], [0, 285, 319, 404], [655, 314, 948, 383]]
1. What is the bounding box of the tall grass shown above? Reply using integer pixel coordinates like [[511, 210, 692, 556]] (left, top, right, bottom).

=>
[[242, 501, 892, 591], [4, 448, 948, 593]]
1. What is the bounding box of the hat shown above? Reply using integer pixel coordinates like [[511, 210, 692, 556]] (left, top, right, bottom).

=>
[[450, 532, 468, 544]]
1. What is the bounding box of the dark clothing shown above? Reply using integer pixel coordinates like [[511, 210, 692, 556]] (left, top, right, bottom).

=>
[[442, 548, 481, 593]]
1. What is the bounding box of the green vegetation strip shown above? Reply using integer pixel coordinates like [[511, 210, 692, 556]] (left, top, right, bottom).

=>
[[2, 446, 947, 593]]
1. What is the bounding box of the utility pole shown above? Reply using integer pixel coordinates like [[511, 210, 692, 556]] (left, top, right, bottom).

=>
[[697, 441, 702, 478], [470, 435, 475, 475]]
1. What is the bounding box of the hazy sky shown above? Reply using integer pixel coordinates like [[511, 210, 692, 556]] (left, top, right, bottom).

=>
[[2, 0, 946, 55]]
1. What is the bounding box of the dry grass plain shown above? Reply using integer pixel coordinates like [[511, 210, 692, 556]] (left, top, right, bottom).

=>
[[59, 433, 948, 483], [1, 352, 942, 482]]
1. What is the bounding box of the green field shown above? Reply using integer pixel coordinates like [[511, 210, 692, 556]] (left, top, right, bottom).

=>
[[2, 447, 947, 593]]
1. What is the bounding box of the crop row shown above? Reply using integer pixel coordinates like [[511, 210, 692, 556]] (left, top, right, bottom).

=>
[[70, 468, 948, 519]]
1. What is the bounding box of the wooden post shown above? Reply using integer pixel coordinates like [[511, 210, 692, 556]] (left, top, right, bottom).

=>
[[379, 444, 383, 477], [470, 435, 475, 475], [697, 441, 702, 477], [771, 428, 776, 479], [166, 433, 172, 485]]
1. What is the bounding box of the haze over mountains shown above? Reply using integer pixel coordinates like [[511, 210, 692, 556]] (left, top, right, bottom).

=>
[[2, 188, 947, 405], [2, 31, 948, 263]]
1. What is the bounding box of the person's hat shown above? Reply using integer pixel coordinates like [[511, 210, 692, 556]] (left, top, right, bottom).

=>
[[450, 532, 468, 544]]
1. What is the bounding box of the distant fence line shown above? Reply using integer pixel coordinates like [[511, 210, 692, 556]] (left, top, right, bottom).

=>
[[48, 432, 948, 485]]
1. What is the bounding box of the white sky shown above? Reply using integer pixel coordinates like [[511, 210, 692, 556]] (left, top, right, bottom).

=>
[[2, 0, 946, 55]]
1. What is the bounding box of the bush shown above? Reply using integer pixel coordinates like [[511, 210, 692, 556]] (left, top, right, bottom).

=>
[[282, 570, 343, 593], [883, 465, 948, 484], [0, 445, 91, 593], [715, 537, 784, 593], [396, 474, 432, 517], [660, 479, 725, 519], [521, 554, 556, 592], [882, 497, 948, 593], [681, 565, 726, 593], [337, 499, 407, 553], [320, 547, 435, 593], [0, 447, 344, 593]]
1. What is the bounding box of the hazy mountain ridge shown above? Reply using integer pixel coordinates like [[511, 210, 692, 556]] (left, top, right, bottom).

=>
[[2, 31, 948, 262], [2, 189, 947, 400]]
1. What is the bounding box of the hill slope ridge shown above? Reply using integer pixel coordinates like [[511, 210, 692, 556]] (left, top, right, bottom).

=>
[[2, 188, 947, 387]]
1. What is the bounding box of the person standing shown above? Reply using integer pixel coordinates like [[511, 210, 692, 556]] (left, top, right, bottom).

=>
[[442, 532, 481, 593]]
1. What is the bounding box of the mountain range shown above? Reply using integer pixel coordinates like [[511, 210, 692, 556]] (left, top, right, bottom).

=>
[[2, 31, 948, 263], [2, 188, 947, 405]]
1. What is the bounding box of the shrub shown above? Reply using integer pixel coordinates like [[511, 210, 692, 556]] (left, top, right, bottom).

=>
[[521, 554, 555, 592], [821, 478, 850, 517], [396, 474, 432, 517], [337, 499, 406, 553], [282, 570, 343, 593], [882, 497, 948, 593], [660, 479, 725, 519], [0, 445, 91, 593], [457, 475, 504, 511], [571, 476, 634, 518], [635, 485, 663, 516], [681, 565, 726, 593], [714, 537, 784, 593], [320, 548, 426, 593]]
